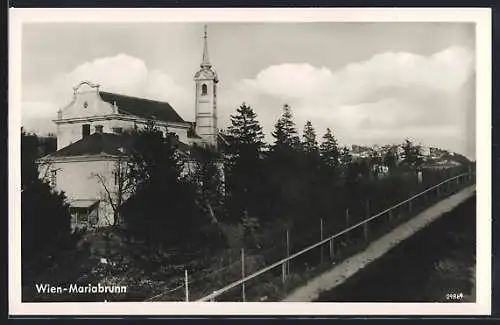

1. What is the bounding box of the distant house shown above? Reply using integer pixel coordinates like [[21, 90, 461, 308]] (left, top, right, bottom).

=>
[[420, 145, 431, 157], [37, 25, 225, 230]]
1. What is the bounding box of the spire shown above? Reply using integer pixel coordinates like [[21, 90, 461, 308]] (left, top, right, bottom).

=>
[[201, 24, 211, 68]]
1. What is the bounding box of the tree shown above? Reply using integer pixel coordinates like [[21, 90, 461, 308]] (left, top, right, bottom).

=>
[[302, 121, 319, 154], [383, 146, 398, 172], [121, 121, 205, 250], [225, 103, 266, 223], [401, 139, 423, 168], [92, 151, 133, 227], [264, 104, 308, 224], [189, 143, 225, 224], [227, 103, 265, 149], [127, 121, 184, 190], [271, 104, 300, 152], [21, 129, 73, 264], [320, 128, 341, 169]]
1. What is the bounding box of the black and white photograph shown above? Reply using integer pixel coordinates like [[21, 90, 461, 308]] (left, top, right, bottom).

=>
[[9, 8, 491, 316]]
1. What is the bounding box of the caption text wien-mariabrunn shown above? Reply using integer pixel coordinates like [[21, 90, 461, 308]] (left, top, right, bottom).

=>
[[35, 283, 127, 294]]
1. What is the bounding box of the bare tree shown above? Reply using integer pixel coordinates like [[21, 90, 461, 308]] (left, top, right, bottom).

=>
[[92, 153, 133, 227]]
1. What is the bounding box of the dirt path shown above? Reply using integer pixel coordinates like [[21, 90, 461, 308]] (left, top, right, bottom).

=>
[[282, 185, 476, 302]]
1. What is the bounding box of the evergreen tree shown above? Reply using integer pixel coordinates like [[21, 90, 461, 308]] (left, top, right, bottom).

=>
[[271, 104, 300, 151], [264, 104, 307, 224], [225, 103, 266, 223], [320, 128, 341, 169], [340, 146, 352, 166], [302, 121, 319, 154], [227, 103, 265, 149]]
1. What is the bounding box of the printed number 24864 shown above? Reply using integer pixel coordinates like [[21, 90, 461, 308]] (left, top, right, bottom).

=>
[[446, 292, 464, 300]]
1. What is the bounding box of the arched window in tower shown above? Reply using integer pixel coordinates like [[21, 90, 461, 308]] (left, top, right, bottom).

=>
[[201, 84, 208, 96]]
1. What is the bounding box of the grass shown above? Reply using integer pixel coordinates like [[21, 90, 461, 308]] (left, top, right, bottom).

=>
[[202, 175, 474, 302], [22, 170, 473, 303]]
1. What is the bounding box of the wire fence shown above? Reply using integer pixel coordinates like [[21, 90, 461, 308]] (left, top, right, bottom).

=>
[[145, 165, 476, 302]]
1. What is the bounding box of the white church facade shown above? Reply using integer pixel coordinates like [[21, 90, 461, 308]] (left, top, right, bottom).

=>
[[37, 26, 223, 229]]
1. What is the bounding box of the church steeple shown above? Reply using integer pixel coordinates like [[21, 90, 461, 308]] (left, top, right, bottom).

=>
[[194, 24, 218, 147], [201, 24, 211, 69]]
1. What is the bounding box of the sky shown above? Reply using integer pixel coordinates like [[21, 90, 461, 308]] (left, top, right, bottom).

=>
[[21, 22, 476, 159]]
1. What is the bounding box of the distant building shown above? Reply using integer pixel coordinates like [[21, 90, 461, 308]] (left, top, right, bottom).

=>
[[420, 145, 431, 157], [37, 25, 225, 230]]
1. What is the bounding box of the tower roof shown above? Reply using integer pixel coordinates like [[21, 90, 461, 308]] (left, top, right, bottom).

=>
[[201, 24, 211, 69], [194, 24, 218, 82]]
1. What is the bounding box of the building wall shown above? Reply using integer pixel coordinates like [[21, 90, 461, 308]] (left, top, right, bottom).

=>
[[39, 157, 119, 227], [39, 155, 209, 229], [55, 81, 190, 149], [195, 79, 217, 145]]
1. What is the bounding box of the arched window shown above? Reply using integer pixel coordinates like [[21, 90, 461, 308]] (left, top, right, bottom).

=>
[[201, 84, 208, 96]]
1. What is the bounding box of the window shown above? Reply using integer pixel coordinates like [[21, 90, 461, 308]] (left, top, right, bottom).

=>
[[114, 171, 119, 186], [112, 127, 123, 134], [82, 124, 90, 138], [95, 125, 103, 133], [201, 84, 208, 96], [76, 209, 88, 224]]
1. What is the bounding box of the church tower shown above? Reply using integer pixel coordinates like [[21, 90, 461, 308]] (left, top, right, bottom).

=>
[[194, 25, 219, 147]]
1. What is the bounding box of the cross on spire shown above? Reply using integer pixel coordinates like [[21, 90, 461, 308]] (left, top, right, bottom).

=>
[[201, 24, 211, 68]]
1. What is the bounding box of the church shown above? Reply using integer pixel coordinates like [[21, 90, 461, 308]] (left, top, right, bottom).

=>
[[37, 25, 224, 229]]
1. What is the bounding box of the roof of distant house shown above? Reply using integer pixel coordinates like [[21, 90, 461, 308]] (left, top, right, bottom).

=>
[[41, 132, 190, 159], [99, 91, 186, 124]]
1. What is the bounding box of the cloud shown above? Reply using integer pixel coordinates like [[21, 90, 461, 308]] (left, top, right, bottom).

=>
[[22, 54, 193, 132], [225, 46, 475, 157], [21, 47, 476, 158]]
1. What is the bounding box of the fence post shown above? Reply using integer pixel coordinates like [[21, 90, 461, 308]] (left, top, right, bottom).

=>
[[320, 218, 324, 264], [282, 262, 286, 284], [184, 269, 189, 302], [329, 238, 334, 259], [241, 248, 246, 302], [286, 229, 290, 275]]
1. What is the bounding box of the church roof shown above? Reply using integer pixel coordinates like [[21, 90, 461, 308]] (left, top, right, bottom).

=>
[[42, 132, 190, 159], [45, 133, 134, 158], [99, 91, 186, 124]]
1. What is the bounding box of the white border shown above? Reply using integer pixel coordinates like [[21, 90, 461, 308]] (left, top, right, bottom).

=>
[[9, 8, 492, 316]]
